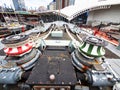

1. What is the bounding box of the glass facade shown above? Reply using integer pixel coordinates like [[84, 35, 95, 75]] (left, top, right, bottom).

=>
[[69, 0, 75, 5], [12, 0, 26, 11]]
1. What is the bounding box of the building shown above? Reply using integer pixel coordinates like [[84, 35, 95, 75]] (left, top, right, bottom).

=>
[[48, 2, 56, 10], [55, 0, 74, 10], [56, 0, 62, 10], [87, 5, 120, 25], [69, 0, 75, 5], [54, 0, 120, 24], [63, 0, 69, 8], [38, 6, 47, 12], [56, 0, 69, 10], [0, 6, 3, 12], [12, 0, 26, 11]]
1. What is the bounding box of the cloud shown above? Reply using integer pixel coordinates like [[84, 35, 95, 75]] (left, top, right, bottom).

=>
[[0, 0, 12, 7], [0, 0, 52, 9], [25, 0, 52, 9]]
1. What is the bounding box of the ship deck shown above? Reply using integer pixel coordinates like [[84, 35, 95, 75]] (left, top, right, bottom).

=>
[[0, 21, 120, 90], [26, 46, 77, 85], [105, 59, 120, 79]]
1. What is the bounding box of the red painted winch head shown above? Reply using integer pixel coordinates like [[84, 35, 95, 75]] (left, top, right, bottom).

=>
[[2, 35, 33, 56]]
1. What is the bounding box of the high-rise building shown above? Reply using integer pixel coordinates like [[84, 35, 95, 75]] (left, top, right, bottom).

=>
[[56, 0, 62, 10], [12, 0, 26, 11], [56, 0, 69, 10], [63, 0, 69, 8], [55, 0, 74, 10], [69, 0, 75, 5]]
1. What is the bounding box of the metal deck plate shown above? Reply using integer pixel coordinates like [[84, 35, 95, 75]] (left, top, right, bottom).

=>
[[26, 47, 77, 85]]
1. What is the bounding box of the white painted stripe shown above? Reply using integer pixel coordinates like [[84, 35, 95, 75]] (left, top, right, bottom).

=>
[[81, 43, 90, 53], [21, 43, 32, 51], [100, 47, 105, 55], [4, 48, 9, 53], [22, 45, 28, 51], [91, 46, 98, 56], [4, 42, 33, 54], [78, 49, 94, 59], [10, 48, 18, 53]]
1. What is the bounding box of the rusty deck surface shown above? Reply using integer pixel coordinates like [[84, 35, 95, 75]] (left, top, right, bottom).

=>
[[26, 46, 77, 85]]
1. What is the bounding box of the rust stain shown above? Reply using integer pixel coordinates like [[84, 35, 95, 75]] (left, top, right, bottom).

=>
[[47, 56, 52, 61], [60, 53, 67, 58], [94, 59, 100, 64]]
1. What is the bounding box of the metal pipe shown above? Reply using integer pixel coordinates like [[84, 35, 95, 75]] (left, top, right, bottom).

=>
[[20, 50, 41, 70], [0, 67, 23, 84]]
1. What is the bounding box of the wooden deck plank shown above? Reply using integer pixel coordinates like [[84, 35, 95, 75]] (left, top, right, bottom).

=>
[[106, 59, 120, 77]]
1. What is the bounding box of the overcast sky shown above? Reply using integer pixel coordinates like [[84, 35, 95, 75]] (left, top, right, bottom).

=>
[[0, 0, 53, 9]]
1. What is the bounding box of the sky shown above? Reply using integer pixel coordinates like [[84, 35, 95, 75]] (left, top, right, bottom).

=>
[[0, 0, 53, 9]]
